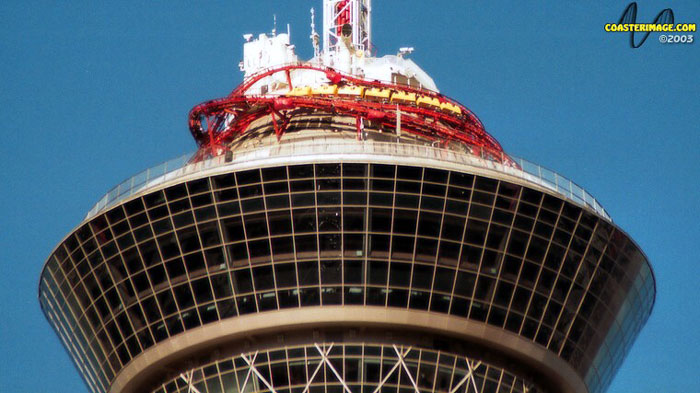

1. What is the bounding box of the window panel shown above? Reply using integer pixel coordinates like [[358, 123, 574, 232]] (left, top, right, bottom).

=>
[[292, 192, 315, 207], [388, 289, 408, 307], [415, 238, 437, 262], [248, 239, 271, 261], [240, 197, 264, 213], [370, 179, 394, 192], [260, 166, 286, 182], [257, 291, 277, 311], [395, 194, 419, 209], [343, 234, 364, 257], [192, 277, 214, 303], [253, 266, 274, 291], [278, 289, 299, 308], [344, 260, 364, 284], [227, 243, 248, 267], [410, 289, 432, 310], [238, 292, 259, 314], [195, 206, 216, 222], [147, 264, 167, 288], [318, 192, 341, 206], [396, 180, 420, 194], [369, 192, 394, 206], [391, 235, 414, 260], [264, 181, 288, 195], [369, 208, 392, 232], [151, 218, 173, 236], [366, 287, 386, 306], [486, 224, 509, 250], [417, 212, 441, 238], [430, 293, 451, 313], [388, 262, 411, 287], [173, 284, 195, 309], [232, 270, 254, 294], [299, 288, 320, 306], [464, 220, 488, 245], [344, 287, 364, 305], [210, 273, 233, 299], [293, 209, 317, 233], [411, 264, 433, 290], [215, 188, 239, 203], [236, 169, 261, 185], [318, 208, 341, 232], [433, 267, 455, 294], [320, 260, 342, 284], [212, 173, 236, 189], [204, 247, 225, 268], [184, 252, 206, 273], [172, 211, 194, 227], [368, 234, 390, 256], [275, 263, 297, 288], [266, 195, 289, 210], [191, 192, 213, 208], [370, 164, 394, 179], [438, 241, 460, 266], [298, 261, 319, 286], [342, 163, 367, 177], [295, 235, 317, 255], [321, 286, 342, 305], [368, 261, 388, 285], [420, 196, 444, 211]]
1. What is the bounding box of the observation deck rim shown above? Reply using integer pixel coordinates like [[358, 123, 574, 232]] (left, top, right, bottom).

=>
[[84, 139, 611, 221]]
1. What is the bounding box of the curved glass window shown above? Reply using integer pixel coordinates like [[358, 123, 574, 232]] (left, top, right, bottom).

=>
[[39, 164, 654, 393], [151, 343, 543, 393]]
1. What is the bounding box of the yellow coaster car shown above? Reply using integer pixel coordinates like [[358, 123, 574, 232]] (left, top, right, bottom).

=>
[[416, 95, 442, 108], [440, 101, 462, 115], [390, 91, 417, 104], [365, 87, 392, 100], [312, 85, 339, 95], [338, 85, 365, 97], [287, 86, 312, 96]]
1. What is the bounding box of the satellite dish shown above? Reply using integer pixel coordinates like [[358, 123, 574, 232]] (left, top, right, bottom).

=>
[[341, 23, 352, 37]]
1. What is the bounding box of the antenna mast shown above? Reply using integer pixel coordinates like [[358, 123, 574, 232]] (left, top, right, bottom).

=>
[[310, 8, 321, 59], [323, 0, 371, 54]]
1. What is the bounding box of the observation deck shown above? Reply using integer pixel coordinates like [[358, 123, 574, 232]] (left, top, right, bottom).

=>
[[41, 130, 653, 393], [38, 2, 654, 393], [86, 138, 610, 221]]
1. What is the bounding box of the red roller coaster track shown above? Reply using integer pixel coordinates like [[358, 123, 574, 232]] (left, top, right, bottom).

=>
[[188, 64, 514, 165]]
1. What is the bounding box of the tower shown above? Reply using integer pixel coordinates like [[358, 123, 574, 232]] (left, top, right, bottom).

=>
[[39, 2, 655, 393]]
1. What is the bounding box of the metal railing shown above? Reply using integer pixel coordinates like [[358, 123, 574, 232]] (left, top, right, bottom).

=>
[[85, 140, 610, 220]]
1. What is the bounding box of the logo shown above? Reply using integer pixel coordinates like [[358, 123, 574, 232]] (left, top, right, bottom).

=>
[[604, 2, 696, 47]]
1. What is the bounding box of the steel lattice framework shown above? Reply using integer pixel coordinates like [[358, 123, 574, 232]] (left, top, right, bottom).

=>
[[175, 343, 533, 393], [188, 65, 513, 165]]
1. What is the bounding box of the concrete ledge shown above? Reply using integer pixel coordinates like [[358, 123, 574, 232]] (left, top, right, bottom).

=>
[[110, 307, 588, 393]]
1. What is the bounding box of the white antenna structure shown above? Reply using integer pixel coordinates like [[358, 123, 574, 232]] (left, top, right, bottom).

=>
[[310, 8, 321, 59], [322, 0, 372, 54]]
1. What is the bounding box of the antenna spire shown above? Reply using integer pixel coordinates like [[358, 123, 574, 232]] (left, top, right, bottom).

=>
[[322, 0, 372, 55], [310, 8, 321, 59]]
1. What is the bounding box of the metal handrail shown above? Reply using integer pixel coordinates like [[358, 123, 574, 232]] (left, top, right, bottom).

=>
[[85, 140, 610, 220]]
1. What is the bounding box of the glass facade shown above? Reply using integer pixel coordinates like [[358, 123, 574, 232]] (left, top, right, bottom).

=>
[[39, 162, 654, 393], [150, 343, 542, 393]]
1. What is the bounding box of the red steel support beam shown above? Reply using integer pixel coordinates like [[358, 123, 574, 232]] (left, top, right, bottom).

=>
[[188, 64, 515, 166]]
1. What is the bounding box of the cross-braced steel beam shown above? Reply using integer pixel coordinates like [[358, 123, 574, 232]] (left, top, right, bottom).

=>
[[241, 351, 278, 393]]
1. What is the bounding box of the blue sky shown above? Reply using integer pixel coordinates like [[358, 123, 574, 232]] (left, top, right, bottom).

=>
[[1, 1, 698, 392]]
